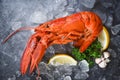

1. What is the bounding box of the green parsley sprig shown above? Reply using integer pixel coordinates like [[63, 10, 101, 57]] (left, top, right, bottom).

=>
[[72, 39, 102, 66]]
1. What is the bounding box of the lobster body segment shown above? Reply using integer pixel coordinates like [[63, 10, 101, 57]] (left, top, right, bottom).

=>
[[3, 11, 103, 75]]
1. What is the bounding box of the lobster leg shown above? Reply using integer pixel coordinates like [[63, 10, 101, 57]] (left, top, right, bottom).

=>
[[73, 39, 84, 47], [49, 31, 84, 45], [61, 31, 82, 41]]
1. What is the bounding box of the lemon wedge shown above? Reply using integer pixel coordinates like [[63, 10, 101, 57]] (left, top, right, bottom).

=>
[[98, 26, 110, 51], [48, 54, 77, 66]]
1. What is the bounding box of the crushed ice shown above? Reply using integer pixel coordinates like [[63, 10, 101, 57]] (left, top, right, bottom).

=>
[[37, 60, 89, 80]]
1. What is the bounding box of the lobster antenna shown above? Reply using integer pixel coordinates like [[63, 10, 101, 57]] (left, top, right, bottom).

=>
[[2, 27, 35, 44]]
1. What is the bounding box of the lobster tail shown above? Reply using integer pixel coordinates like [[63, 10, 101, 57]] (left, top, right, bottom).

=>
[[79, 12, 103, 52]]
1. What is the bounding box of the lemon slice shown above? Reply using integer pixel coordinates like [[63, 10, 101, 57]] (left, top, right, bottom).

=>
[[98, 26, 110, 51], [48, 54, 77, 66]]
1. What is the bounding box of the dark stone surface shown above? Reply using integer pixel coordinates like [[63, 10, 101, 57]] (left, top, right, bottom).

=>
[[0, 0, 120, 80]]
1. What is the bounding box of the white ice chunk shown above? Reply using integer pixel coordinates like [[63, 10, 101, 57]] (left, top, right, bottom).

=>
[[74, 71, 89, 80], [30, 11, 48, 24], [111, 24, 120, 35], [55, 12, 69, 18], [79, 0, 96, 8], [78, 60, 89, 72], [64, 76, 72, 80]]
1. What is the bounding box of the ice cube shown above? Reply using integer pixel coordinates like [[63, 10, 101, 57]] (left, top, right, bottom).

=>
[[53, 70, 61, 79], [74, 71, 89, 80], [66, 0, 77, 13], [105, 14, 113, 27], [78, 60, 89, 72], [15, 71, 21, 77], [46, 46, 55, 55], [40, 73, 54, 80], [101, 0, 113, 8], [111, 24, 120, 35], [93, 10, 107, 24], [38, 62, 54, 80], [53, 45, 67, 53], [38, 62, 50, 74], [43, 0, 67, 18], [30, 11, 48, 24], [47, 12, 54, 20], [79, 0, 96, 8], [64, 76, 72, 80], [56, 65, 72, 76]]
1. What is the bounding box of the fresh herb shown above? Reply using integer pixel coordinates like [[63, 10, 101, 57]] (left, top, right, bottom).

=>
[[72, 39, 102, 66]]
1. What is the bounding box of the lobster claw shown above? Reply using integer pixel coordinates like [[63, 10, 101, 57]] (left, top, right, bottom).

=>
[[20, 33, 47, 75], [29, 42, 46, 74], [20, 34, 37, 75]]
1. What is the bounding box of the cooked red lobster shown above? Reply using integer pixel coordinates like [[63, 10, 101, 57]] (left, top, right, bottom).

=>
[[3, 11, 103, 76]]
